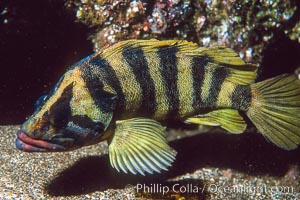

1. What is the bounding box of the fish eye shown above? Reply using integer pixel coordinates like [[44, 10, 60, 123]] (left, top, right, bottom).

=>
[[34, 95, 47, 111]]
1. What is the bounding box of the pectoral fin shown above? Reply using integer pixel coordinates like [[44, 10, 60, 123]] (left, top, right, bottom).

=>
[[186, 109, 247, 134], [108, 118, 177, 175]]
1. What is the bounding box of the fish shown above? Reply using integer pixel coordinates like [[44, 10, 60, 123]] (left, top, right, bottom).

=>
[[16, 39, 300, 175]]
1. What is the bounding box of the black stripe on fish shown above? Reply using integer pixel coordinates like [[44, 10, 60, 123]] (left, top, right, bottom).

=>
[[87, 57, 123, 113], [71, 115, 104, 132], [191, 56, 209, 110], [158, 46, 179, 118], [48, 83, 73, 129], [231, 85, 251, 111], [89, 76, 117, 113], [206, 67, 228, 107], [122, 45, 157, 116]]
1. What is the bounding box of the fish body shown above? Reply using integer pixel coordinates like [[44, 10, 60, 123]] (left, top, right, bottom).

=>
[[16, 40, 300, 175]]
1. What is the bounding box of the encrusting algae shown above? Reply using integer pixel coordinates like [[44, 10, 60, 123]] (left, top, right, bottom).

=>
[[66, 0, 300, 64], [15, 39, 300, 175]]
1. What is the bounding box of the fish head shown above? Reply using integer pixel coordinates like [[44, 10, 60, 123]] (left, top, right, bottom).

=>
[[16, 66, 116, 152]]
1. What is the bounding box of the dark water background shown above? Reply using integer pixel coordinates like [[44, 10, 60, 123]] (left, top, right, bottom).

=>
[[0, 0, 93, 124], [0, 0, 300, 125]]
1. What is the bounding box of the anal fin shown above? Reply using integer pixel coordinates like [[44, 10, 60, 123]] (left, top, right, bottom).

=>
[[185, 109, 247, 134]]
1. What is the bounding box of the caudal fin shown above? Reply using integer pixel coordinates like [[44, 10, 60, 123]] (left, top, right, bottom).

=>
[[247, 74, 300, 150]]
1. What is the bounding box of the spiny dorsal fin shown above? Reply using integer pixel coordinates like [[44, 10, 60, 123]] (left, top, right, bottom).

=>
[[101, 40, 257, 85], [101, 39, 198, 59], [108, 117, 177, 175], [186, 109, 247, 134]]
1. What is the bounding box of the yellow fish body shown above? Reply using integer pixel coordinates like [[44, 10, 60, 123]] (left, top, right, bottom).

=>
[[16, 40, 300, 175]]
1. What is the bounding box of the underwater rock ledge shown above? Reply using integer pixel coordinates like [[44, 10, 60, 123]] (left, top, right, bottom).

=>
[[66, 0, 300, 65]]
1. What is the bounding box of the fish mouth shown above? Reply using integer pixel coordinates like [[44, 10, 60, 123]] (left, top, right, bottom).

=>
[[15, 130, 69, 152]]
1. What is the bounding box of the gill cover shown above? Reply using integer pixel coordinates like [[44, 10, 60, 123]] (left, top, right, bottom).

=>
[[17, 63, 118, 151]]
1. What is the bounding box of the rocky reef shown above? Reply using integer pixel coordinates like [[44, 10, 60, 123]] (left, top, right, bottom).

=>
[[66, 0, 300, 64]]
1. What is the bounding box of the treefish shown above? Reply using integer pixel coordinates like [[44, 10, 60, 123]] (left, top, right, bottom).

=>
[[16, 40, 300, 175]]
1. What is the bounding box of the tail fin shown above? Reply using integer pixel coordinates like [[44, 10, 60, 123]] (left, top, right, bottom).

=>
[[247, 74, 300, 150]]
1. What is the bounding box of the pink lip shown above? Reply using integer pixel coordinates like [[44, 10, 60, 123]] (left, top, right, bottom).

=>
[[16, 130, 65, 152]]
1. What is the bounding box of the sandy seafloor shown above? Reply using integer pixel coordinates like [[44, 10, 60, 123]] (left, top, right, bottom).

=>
[[1, 125, 299, 199]]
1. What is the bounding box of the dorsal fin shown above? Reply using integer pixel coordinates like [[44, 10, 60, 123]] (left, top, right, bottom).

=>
[[100, 39, 198, 58], [187, 46, 258, 85], [100, 40, 257, 85]]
